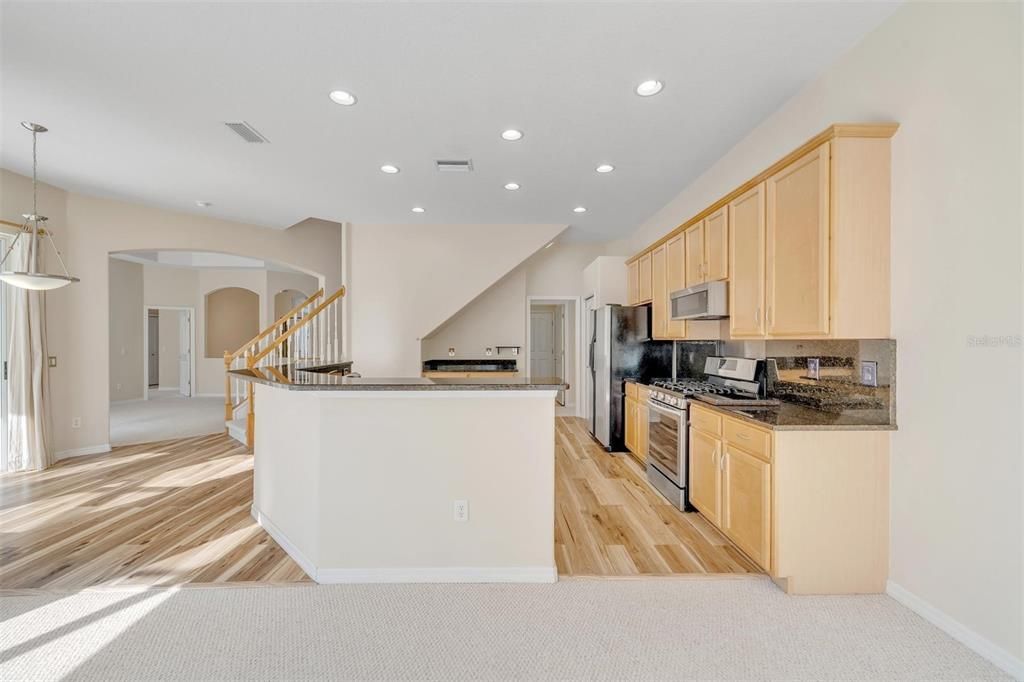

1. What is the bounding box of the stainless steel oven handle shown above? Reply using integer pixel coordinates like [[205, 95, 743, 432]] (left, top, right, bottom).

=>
[[647, 401, 684, 418]]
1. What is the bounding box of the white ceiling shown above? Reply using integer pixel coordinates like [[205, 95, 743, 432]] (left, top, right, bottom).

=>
[[1, 2, 899, 240]]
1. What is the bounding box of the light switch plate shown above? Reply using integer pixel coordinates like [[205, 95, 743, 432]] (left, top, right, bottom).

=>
[[485, 347, 492, 356], [860, 361, 878, 387], [448, 347, 455, 357], [48, 356, 57, 368]]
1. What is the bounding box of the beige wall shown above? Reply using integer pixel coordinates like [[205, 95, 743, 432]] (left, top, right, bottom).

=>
[[349, 222, 566, 377], [156, 309, 182, 390], [204, 287, 260, 360], [108, 259, 144, 401], [1, 170, 343, 454], [629, 1, 1023, 666]]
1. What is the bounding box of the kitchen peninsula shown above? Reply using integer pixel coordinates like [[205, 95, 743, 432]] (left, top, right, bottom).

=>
[[230, 363, 565, 584]]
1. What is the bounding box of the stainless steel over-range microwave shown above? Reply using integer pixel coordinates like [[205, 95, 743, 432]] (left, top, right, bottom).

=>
[[669, 280, 728, 321]]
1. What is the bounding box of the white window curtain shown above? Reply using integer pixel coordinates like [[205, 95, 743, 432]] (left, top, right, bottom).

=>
[[5, 233, 53, 471]]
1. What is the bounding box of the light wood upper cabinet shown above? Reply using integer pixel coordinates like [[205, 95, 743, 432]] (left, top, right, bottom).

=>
[[650, 245, 668, 339], [728, 183, 767, 337], [683, 222, 705, 288], [626, 260, 640, 306], [766, 143, 830, 337], [722, 444, 772, 571], [689, 427, 722, 527], [638, 252, 653, 303], [704, 207, 728, 282], [665, 235, 687, 338]]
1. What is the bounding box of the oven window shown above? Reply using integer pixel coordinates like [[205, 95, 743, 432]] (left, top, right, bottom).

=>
[[647, 406, 680, 480]]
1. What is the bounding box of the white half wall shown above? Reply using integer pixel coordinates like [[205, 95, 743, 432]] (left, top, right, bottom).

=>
[[348, 222, 566, 376], [628, 1, 1023, 669]]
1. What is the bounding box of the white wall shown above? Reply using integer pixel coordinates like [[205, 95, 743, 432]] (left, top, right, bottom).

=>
[[156, 309, 182, 390], [349, 222, 566, 376], [108, 259, 144, 401], [629, 1, 1023, 667]]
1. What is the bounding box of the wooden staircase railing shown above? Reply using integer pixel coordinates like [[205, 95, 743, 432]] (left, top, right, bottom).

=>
[[224, 285, 346, 448]]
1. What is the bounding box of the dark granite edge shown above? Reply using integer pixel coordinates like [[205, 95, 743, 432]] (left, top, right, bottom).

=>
[[229, 369, 565, 392]]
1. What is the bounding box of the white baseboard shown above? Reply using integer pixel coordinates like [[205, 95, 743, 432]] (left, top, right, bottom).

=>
[[155, 386, 179, 391], [56, 443, 112, 460], [251, 505, 557, 585], [250, 506, 317, 580], [887, 580, 1023, 679]]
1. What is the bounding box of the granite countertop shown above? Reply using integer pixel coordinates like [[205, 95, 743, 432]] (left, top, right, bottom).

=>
[[626, 378, 896, 431], [230, 362, 564, 391]]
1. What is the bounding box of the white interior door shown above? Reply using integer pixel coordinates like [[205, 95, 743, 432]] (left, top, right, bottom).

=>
[[147, 314, 159, 387], [178, 311, 192, 397], [0, 236, 7, 471]]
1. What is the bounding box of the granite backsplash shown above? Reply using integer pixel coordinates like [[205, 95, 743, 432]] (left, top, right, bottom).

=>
[[675, 338, 897, 424]]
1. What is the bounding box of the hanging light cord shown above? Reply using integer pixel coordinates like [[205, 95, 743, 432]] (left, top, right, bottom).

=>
[[0, 125, 74, 279]]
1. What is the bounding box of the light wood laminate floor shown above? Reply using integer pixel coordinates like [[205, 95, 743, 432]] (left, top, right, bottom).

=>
[[555, 417, 760, 576], [1, 419, 756, 590], [0, 433, 310, 589]]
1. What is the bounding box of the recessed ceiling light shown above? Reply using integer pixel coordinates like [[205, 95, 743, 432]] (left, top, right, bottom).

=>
[[596, 164, 615, 173], [195, 200, 212, 208], [329, 90, 357, 106], [380, 164, 400, 174], [501, 129, 523, 141], [504, 182, 520, 191], [635, 80, 664, 97], [573, 206, 587, 214], [411, 206, 425, 213]]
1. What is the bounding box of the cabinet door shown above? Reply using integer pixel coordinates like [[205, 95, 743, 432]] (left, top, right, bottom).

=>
[[729, 183, 767, 337], [684, 223, 705, 287], [688, 428, 722, 527], [650, 245, 667, 339], [722, 445, 772, 570], [626, 260, 640, 305], [665, 235, 687, 338], [637, 402, 649, 462], [624, 397, 637, 453], [704, 207, 729, 282], [766, 143, 830, 336], [638, 253, 653, 302]]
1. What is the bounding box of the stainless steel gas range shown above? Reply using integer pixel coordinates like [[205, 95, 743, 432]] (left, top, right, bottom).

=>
[[645, 356, 778, 511]]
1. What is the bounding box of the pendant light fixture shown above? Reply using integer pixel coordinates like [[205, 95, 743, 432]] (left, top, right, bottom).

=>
[[0, 122, 79, 290]]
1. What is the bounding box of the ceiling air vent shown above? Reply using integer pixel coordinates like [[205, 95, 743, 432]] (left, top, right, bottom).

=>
[[435, 159, 473, 173], [224, 121, 269, 144]]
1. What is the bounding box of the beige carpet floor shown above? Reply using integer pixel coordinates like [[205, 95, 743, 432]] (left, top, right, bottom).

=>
[[0, 577, 1007, 681], [109, 392, 225, 446]]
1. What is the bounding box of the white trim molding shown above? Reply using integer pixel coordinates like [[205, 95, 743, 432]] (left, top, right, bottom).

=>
[[56, 443, 112, 460], [887, 581, 1024, 679], [252, 505, 557, 585]]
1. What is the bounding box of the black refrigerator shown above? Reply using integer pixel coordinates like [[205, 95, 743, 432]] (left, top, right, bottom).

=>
[[586, 304, 673, 451]]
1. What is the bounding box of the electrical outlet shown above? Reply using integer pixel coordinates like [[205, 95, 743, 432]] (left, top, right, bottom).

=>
[[71, 417, 82, 429], [485, 347, 492, 356], [453, 499, 469, 522], [806, 358, 820, 380]]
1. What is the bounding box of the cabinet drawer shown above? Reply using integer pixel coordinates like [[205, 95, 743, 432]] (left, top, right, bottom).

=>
[[690, 405, 722, 436], [723, 418, 772, 460], [625, 382, 639, 399]]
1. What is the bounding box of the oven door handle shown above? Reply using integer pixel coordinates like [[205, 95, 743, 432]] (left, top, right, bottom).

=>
[[647, 401, 685, 419]]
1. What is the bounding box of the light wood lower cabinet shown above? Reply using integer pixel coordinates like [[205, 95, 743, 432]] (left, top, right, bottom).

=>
[[688, 428, 721, 527], [721, 444, 772, 570], [625, 387, 649, 462], [625, 396, 638, 453], [687, 403, 890, 594]]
